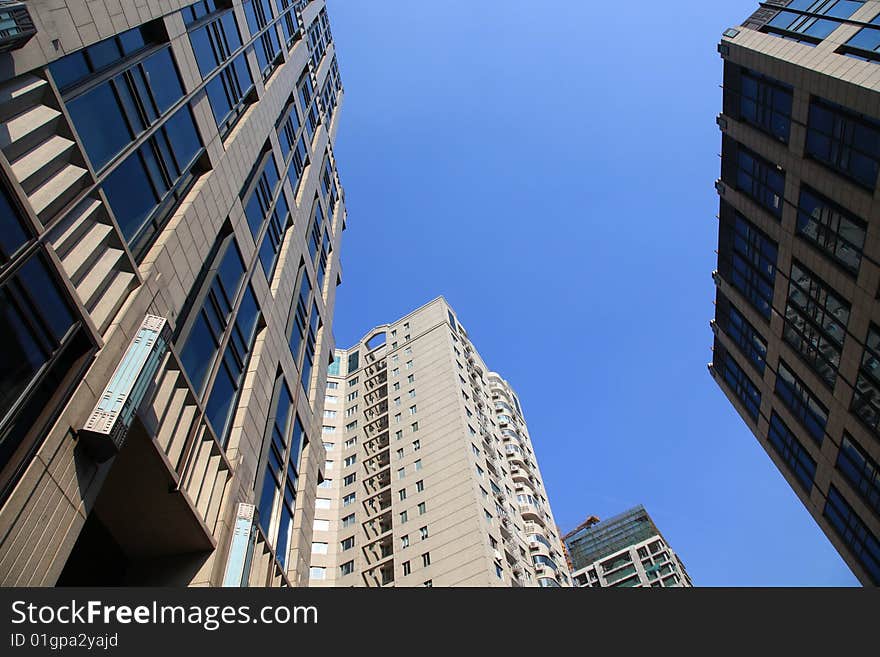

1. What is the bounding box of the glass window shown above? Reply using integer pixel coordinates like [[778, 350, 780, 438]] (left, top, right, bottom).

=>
[[179, 235, 246, 395], [288, 265, 311, 362], [806, 97, 880, 189], [774, 359, 828, 444], [766, 11, 838, 42], [306, 7, 332, 69], [205, 285, 261, 443], [737, 68, 793, 142], [275, 0, 299, 49], [205, 52, 254, 137], [65, 46, 185, 172], [796, 185, 866, 275], [49, 24, 154, 92], [258, 200, 291, 282], [243, 0, 282, 80], [256, 375, 293, 548], [783, 260, 850, 388], [767, 412, 817, 492], [841, 14, 880, 60], [718, 206, 778, 320], [714, 342, 761, 420], [66, 83, 134, 171], [764, 2, 864, 44], [0, 249, 89, 494], [715, 293, 767, 374], [734, 143, 785, 217], [0, 185, 30, 265], [837, 432, 880, 519], [823, 485, 880, 584], [301, 302, 320, 394], [852, 325, 880, 435], [319, 154, 339, 218], [102, 103, 203, 257], [242, 150, 282, 240]]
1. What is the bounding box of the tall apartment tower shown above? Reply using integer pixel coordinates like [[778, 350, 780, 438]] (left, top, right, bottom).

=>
[[307, 297, 571, 587], [0, 0, 346, 587], [563, 506, 693, 588], [710, 0, 880, 586]]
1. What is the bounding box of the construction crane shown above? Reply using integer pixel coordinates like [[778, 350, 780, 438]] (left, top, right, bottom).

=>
[[560, 515, 601, 570]]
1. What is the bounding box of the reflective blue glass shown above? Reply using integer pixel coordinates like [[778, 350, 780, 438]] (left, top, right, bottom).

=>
[[0, 185, 30, 263], [66, 83, 132, 170], [767, 412, 817, 492], [163, 106, 202, 172], [140, 48, 184, 114], [102, 152, 158, 241]]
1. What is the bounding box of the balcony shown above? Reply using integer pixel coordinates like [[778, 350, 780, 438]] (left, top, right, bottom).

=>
[[499, 515, 514, 539], [363, 468, 391, 494], [363, 449, 390, 475], [363, 431, 389, 456], [364, 369, 388, 391], [363, 560, 395, 587], [363, 385, 388, 406], [363, 414, 389, 437], [59, 334, 233, 585], [362, 532, 394, 566], [519, 502, 545, 525], [362, 510, 392, 540], [362, 488, 392, 520], [363, 398, 389, 421]]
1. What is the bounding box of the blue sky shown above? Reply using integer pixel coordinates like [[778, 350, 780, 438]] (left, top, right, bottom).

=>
[[325, 0, 859, 586]]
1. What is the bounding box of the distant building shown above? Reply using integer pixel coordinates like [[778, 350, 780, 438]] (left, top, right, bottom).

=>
[[563, 505, 692, 588], [308, 297, 571, 586]]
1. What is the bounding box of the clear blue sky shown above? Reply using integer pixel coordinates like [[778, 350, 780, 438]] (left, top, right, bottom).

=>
[[325, 0, 859, 586]]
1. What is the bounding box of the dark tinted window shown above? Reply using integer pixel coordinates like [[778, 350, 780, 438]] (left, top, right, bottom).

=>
[[796, 185, 866, 275], [738, 68, 793, 142], [774, 359, 827, 444], [806, 97, 880, 189]]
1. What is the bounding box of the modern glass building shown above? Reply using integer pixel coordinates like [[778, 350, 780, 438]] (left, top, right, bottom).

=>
[[0, 0, 345, 586], [308, 297, 572, 587], [564, 506, 692, 588], [710, 0, 880, 586]]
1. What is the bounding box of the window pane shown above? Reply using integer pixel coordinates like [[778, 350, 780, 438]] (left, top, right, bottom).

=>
[[140, 47, 184, 115], [67, 82, 132, 171]]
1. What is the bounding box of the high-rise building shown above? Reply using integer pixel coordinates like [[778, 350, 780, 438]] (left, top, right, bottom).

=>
[[0, 0, 345, 586], [564, 505, 692, 588], [709, 0, 880, 586], [308, 297, 571, 587]]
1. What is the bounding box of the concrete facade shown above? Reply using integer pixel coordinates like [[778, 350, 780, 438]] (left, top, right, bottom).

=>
[[710, 0, 880, 586], [308, 297, 571, 587], [0, 0, 345, 586]]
